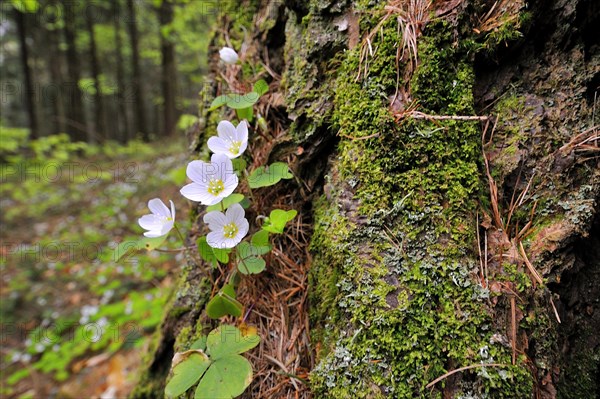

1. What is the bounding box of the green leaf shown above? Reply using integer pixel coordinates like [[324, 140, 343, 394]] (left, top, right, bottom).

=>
[[251, 230, 270, 249], [226, 93, 260, 109], [205, 284, 243, 319], [237, 256, 266, 275], [190, 337, 207, 351], [212, 247, 230, 264], [247, 162, 293, 188], [262, 209, 298, 234], [232, 158, 247, 172], [139, 235, 169, 251], [209, 95, 228, 111], [11, 0, 40, 13], [206, 325, 260, 359], [195, 355, 252, 399], [197, 236, 219, 268], [165, 351, 210, 398], [253, 79, 269, 96], [206, 194, 245, 212], [235, 106, 254, 122]]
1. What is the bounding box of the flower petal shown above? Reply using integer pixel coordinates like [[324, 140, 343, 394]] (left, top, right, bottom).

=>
[[148, 198, 170, 217], [180, 182, 215, 204], [217, 120, 237, 142], [221, 174, 239, 198], [236, 121, 248, 143], [186, 160, 209, 184], [207, 231, 228, 249], [139, 214, 163, 230], [160, 220, 174, 236], [144, 230, 163, 238], [203, 211, 227, 230], [225, 203, 245, 223], [207, 136, 231, 156], [169, 200, 176, 222]]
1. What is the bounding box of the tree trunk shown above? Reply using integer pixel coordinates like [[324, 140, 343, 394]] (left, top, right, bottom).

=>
[[113, 0, 130, 143], [46, 21, 67, 136], [86, 7, 107, 141], [132, 1, 600, 398], [15, 9, 38, 139], [63, 1, 88, 142], [158, 0, 178, 137], [126, 0, 149, 141]]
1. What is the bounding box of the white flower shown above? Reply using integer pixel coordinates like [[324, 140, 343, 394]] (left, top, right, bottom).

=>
[[219, 47, 238, 64], [204, 203, 249, 249], [138, 198, 175, 238], [207, 120, 248, 159], [180, 153, 238, 205]]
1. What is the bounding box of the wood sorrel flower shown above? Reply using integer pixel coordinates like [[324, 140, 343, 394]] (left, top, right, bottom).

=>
[[207, 120, 248, 159], [138, 198, 175, 238], [180, 153, 238, 205], [219, 47, 238, 64], [204, 203, 249, 249]]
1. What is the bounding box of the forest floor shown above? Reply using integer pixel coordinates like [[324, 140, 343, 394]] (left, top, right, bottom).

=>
[[0, 134, 190, 398]]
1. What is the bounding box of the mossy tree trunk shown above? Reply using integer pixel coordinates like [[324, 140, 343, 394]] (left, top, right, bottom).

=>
[[132, 1, 599, 398]]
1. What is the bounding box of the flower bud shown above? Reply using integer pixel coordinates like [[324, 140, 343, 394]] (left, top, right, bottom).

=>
[[219, 47, 239, 64]]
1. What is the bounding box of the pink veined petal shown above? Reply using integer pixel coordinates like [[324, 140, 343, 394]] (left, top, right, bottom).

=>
[[203, 211, 227, 230], [217, 120, 237, 142], [225, 203, 245, 224], [221, 174, 239, 198], [207, 231, 228, 249], [148, 198, 170, 217], [169, 200, 176, 222], [235, 121, 248, 143], [186, 160, 211, 184], [207, 137, 231, 156], [139, 214, 163, 230]]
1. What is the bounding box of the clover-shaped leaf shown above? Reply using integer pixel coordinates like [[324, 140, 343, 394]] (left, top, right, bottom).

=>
[[247, 162, 293, 188], [262, 209, 297, 234], [165, 351, 210, 398], [206, 284, 243, 319]]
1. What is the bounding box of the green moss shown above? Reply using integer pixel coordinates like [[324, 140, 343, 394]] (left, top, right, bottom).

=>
[[308, 7, 532, 399]]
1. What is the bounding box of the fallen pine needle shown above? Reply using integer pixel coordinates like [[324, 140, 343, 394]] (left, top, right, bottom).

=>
[[426, 363, 508, 389]]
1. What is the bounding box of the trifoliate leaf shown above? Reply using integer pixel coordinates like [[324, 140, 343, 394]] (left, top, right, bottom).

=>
[[237, 256, 266, 275], [209, 95, 228, 111], [251, 230, 270, 249], [205, 284, 243, 319], [262, 209, 297, 234], [236, 106, 254, 122], [253, 79, 269, 96], [247, 162, 293, 188], [194, 355, 252, 399], [226, 93, 260, 109], [206, 325, 260, 359], [197, 236, 219, 268], [165, 351, 210, 398]]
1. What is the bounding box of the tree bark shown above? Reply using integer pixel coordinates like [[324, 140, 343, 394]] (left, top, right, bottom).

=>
[[126, 0, 149, 141], [46, 21, 67, 136], [158, 0, 178, 137], [132, 1, 600, 398], [15, 9, 38, 139], [63, 1, 88, 142]]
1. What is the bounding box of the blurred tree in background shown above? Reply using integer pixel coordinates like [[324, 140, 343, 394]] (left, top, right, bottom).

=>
[[1, 0, 216, 142]]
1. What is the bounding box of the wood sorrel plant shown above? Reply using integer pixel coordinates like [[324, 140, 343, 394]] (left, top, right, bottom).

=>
[[115, 45, 297, 398]]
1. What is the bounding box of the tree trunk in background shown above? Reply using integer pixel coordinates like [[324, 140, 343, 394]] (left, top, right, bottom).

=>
[[15, 9, 38, 139], [158, 0, 178, 136], [113, 0, 130, 143], [132, 1, 600, 398], [86, 8, 107, 141], [46, 23, 67, 135], [126, 0, 149, 141], [63, 1, 87, 142]]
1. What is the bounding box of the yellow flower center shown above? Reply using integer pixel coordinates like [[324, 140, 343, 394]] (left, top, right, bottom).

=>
[[207, 179, 225, 196], [223, 222, 239, 238], [229, 140, 242, 155]]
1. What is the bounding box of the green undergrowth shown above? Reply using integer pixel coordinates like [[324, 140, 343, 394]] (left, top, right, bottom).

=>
[[308, 5, 532, 398]]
